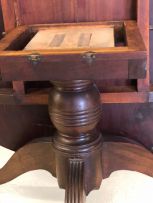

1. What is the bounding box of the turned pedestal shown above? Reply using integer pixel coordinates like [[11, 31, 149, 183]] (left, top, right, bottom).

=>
[[49, 80, 103, 202], [0, 79, 153, 203]]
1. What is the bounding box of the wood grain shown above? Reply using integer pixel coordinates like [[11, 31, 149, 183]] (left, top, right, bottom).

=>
[[102, 142, 153, 179], [0, 138, 56, 184], [101, 103, 153, 151], [0, 105, 53, 150], [1, 0, 136, 32], [0, 87, 149, 105], [1, 0, 16, 31], [137, 0, 150, 91]]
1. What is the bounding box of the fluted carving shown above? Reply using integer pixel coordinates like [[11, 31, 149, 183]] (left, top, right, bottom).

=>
[[65, 159, 85, 203]]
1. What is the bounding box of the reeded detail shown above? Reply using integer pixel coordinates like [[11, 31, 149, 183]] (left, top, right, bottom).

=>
[[65, 159, 85, 203]]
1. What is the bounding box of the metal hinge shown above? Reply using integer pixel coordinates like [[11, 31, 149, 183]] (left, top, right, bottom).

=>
[[150, 25, 153, 30], [28, 54, 42, 65], [82, 52, 96, 65]]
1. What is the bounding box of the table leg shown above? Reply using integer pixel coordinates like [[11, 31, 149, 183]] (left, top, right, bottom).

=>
[[0, 138, 56, 184]]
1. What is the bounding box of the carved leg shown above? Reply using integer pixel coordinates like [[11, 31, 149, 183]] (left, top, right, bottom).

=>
[[102, 142, 153, 179], [0, 138, 56, 184], [49, 80, 103, 202]]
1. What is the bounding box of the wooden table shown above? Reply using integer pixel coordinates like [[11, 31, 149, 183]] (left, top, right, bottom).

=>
[[0, 21, 152, 203]]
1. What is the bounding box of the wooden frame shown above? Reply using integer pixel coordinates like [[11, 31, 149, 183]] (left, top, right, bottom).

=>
[[0, 21, 146, 79]]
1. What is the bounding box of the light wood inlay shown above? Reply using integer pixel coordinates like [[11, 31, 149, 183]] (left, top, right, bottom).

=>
[[25, 26, 115, 50]]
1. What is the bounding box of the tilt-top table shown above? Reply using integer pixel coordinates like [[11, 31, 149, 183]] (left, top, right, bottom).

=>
[[0, 20, 152, 203]]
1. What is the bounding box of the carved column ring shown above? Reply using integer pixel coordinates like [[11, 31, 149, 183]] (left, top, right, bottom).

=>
[[49, 81, 102, 135]]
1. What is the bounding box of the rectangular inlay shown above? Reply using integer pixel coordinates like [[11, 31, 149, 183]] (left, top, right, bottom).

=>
[[50, 34, 65, 47], [78, 33, 92, 47], [25, 26, 115, 50]]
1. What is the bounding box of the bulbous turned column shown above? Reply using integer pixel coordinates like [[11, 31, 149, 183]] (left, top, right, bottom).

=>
[[49, 80, 103, 202]]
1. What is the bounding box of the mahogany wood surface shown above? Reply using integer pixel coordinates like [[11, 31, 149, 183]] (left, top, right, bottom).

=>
[[102, 142, 153, 178], [1, 0, 137, 32], [0, 0, 4, 39], [65, 159, 86, 203], [0, 88, 149, 105], [150, 0, 153, 83], [101, 103, 153, 151], [137, 0, 150, 91], [49, 81, 103, 196], [0, 105, 53, 150], [0, 138, 56, 184], [1, 103, 153, 152]]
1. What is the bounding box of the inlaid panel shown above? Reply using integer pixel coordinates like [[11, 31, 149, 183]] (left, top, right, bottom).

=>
[[25, 26, 114, 50]]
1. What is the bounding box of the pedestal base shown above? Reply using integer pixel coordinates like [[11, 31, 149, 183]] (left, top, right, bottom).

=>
[[0, 137, 153, 203], [0, 81, 153, 203]]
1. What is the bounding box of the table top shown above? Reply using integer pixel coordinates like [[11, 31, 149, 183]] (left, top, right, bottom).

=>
[[0, 21, 147, 82], [25, 26, 115, 50]]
